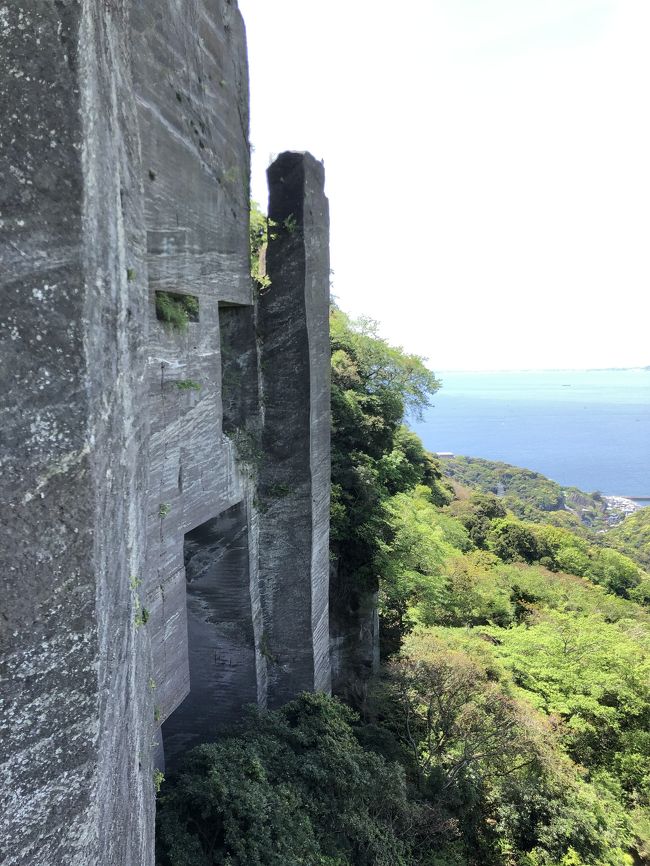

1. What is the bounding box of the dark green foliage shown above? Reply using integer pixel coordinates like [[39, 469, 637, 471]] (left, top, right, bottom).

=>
[[156, 694, 415, 866], [174, 379, 201, 391], [230, 427, 263, 473], [448, 493, 507, 548], [486, 517, 542, 563]]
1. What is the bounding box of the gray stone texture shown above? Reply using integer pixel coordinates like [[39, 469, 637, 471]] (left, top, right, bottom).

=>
[[1, 2, 152, 864], [1, 3, 332, 866], [258, 153, 332, 706]]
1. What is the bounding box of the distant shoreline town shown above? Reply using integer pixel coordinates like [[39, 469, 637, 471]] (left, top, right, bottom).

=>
[[435, 453, 650, 518]]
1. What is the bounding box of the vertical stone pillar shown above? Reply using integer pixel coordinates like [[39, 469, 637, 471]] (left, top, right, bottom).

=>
[[258, 152, 332, 705]]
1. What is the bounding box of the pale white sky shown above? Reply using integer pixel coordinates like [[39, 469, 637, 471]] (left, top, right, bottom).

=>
[[239, 0, 650, 370]]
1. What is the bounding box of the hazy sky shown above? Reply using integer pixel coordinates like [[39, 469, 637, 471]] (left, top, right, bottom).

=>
[[238, 0, 650, 371]]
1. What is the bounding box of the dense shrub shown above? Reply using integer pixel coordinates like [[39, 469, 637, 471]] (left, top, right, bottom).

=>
[[157, 694, 416, 866]]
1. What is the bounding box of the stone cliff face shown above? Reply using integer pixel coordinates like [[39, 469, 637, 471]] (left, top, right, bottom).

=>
[[0, 3, 331, 864]]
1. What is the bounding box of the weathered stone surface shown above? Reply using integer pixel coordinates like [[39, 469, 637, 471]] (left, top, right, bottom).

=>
[[258, 152, 332, 705], [131, 0, 256, 743], [1, 2, 152, 864], [1, 5, 333, 864]]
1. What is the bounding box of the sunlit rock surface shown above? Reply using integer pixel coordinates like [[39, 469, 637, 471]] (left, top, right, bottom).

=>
[[0, 3, 331, 863]]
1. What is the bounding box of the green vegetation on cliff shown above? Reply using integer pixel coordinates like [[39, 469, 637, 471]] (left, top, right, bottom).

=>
[[440, 455, 614, 532], [329, 308, 450, 661], [157, 311, 650, 866], [607, 506, 650, 571]]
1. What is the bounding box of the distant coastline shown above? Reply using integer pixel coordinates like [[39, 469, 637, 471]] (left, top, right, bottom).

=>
[[415, 368, 650, 498]]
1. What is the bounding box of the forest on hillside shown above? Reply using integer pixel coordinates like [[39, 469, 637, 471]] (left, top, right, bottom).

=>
[[156, 308, 650, 866]]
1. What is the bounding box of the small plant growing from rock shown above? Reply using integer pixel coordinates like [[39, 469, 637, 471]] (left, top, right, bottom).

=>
[[230, 427, 262, 477], [250, 201, 274, 293], [134, 606, 149, 628], [283, 213, 298, 235], [153, 770, 165, 795], [174, 379, 201, 391], [223, 166, 239, 184], [159, 503, 171, 518], [267, 482, 291, 498], [259, 632, 279, 665], [155, 292, 199, 331]]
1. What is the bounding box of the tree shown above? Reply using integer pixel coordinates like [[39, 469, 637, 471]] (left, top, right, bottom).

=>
[[330, 308, 444, 669], [156, 694, 414, 866]]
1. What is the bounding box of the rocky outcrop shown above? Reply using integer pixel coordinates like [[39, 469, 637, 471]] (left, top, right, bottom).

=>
[[0, 3, 331, 864]]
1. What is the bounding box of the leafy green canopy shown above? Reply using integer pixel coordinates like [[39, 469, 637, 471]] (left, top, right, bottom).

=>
[[373, 479, 650, 863], [364, 632, 639, 866], [440, 456, 614, 531], [330, 308, 449, 657], [156, 693, 417, 866]]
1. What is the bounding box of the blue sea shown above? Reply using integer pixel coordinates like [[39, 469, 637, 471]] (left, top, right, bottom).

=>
[[412, 369, 650, 499]]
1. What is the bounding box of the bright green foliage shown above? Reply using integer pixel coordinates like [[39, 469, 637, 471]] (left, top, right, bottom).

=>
[[331, 310, 442, 421], [156, 693, 416, 866], [607, 506, 650, 570], [330, 308, 446, 659], [156, 304, 650, 865], [364, 429, 650, 862], [250, 201, 274, 290], [378, 487, 456, 647], [588, 546, 644, 596], [441, 456, 613, 531], [444, 504, 648, 602], [362, 631, 637, 866], [482, 612, 650, 769], [155, 292, 199, 331]]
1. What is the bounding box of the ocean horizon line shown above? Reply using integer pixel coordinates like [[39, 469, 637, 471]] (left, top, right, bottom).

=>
[[432, 366, 650, 375]]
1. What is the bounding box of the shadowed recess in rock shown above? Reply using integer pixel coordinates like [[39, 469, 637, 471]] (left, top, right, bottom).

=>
[[161, 502, 257, 768]]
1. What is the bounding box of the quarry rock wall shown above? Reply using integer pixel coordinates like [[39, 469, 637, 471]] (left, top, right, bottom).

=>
[[0, 2, 331, 864]]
